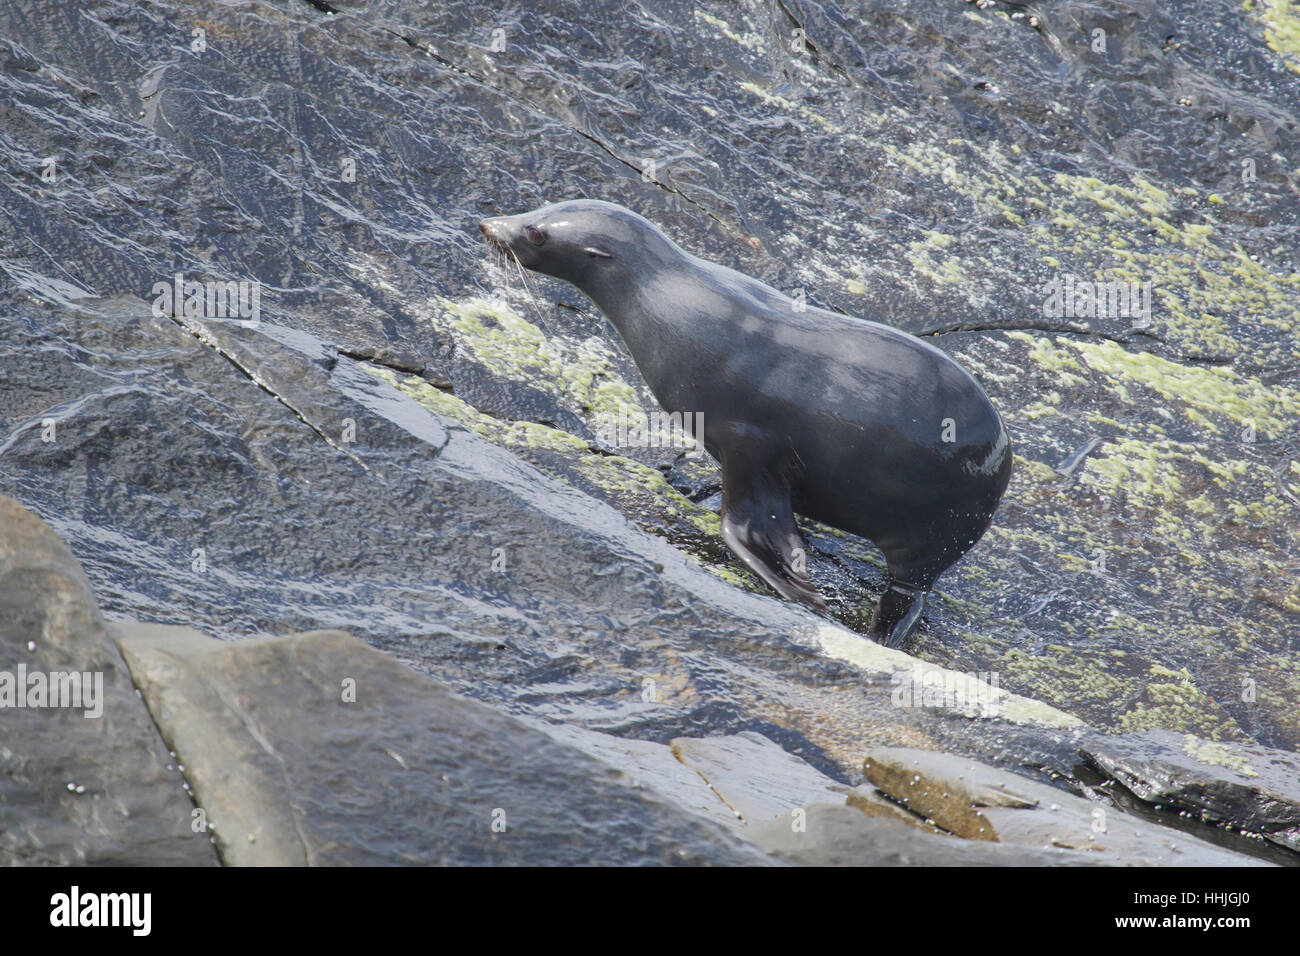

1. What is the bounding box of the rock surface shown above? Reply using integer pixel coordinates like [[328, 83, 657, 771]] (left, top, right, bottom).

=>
[[671, 731, 850, 825], [1, 0, 1297, 866], [112, 620, 772, 865], [2, 486, 1284, 867], [536, 723, 746, 830], [752, 804, 1105, 867], [0, 495, 215, 866], [862, 747, 1268, 866], [2, 297, 1101, 796], [1, 0, 1297, 765], [1082, 730, 1300, 853]]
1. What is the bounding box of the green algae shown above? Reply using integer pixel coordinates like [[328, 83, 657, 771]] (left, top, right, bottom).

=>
[[433, 295, 642, 420], [1246, 0, 1300, 73], [1117, 665, 1246, 740], [881, 135, 1300, 365], [738, 81, 843, 133], [1183, 734, 1259, 777], [1006, 332, 1088, 383], [997, 648, 1247, 741], [1017, 333, 1300, 439], [935, 327, 1299, 742], [367, 364, 583, 451], [906, 230, 968, 286], [364, 364, 723, 539]]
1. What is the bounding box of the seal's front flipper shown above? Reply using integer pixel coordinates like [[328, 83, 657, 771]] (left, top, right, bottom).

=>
[[868, 582, 926, 648], [720, 454, 826, 612]]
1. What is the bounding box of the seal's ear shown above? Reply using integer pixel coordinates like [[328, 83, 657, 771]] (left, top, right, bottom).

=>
[[583, 246, 613, 259]]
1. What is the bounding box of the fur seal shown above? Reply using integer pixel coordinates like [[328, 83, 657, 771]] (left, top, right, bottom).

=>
[[480, 200, 1012, 647]]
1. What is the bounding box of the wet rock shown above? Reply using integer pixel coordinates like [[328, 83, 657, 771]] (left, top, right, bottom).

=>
[[113, 620, 772, 866], [0, 296, 1099, 795], [752, 803, 1105, 867], [1081, 730, 1300, 853], [670, 731, 850, 825], [2, 0, 1298, 865], [3, 0, 1297, 752], [845, 785, 945, 833], [863, 747, 1039, 842], [565, 727, 940, 838], [862, 747, 1268, 866], [537, 723, 744, 830], [0, 496, 215, 866]]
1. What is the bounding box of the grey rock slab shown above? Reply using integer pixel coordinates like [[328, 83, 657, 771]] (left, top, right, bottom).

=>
[[752, 803, 1106, 867], [0, 296, 1105, 809], [1, 0, 1299, 763], [671, 731, 850, 826], [0, 495, 216, 866], [1081, 730, 1300, 853], [862, 747, 1269, 866], [538, 723, 743, 830], [113, 621, 774, 865]]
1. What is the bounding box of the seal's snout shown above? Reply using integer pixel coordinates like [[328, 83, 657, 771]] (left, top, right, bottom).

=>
[[479, 218, 510, 247]]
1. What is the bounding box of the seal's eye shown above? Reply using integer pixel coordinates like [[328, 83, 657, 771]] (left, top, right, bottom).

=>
[[524, 225, 547, 246]]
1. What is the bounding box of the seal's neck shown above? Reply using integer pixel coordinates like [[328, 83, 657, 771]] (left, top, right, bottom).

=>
[[577, 256, 706, 411], [578, 241, 687, 332], [580, 271, 638, 327], [581, 255, 681, 336]]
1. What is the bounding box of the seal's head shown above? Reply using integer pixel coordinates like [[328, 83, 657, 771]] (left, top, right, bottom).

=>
[[479, 199, 676, 290]]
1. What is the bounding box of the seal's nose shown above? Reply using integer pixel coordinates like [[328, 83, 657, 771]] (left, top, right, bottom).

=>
[[479, 218, 508, 243]]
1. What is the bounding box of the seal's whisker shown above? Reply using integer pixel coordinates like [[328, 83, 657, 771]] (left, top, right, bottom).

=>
[[492, 243, 507, 286], [484, 238, 516, 295], [508, 246, 537, 300]]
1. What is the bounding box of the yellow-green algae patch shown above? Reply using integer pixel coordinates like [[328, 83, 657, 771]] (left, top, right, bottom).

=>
[[1183, 734, 1259, 777], [1246, 0, 1300, 73], [1069, 338, 1300, 437], [906, 230, 969, 287], [1116, 666, 1247, 740], [933, 326, 1300, 740], [738, 82, 843, 133], [998, 649, 1247, 742], [694, 10, 767, 53], [1006, 331, 1088, 384], [368, 364, 588, 453], [366, 364, 723, 539], [1054, 173, 1173, 221], [433, 296, 642, 420], [879, 136, 1300, 365]]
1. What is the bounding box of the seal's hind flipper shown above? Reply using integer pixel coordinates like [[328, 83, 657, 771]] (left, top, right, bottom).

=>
[[719, 452, 826, 612], [868, 582, 926, 648]]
